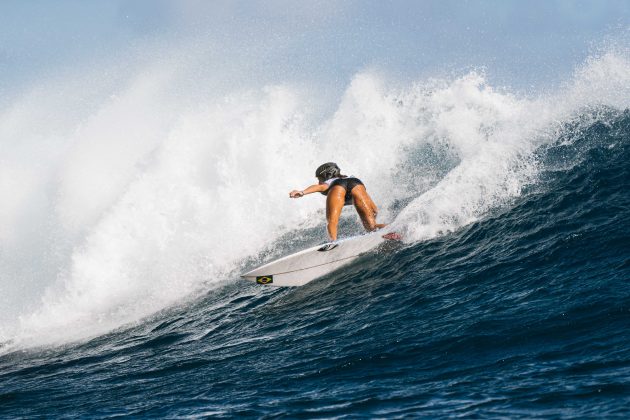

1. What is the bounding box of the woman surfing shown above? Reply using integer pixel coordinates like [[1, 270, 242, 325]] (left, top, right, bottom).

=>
[[289, 162, 387, 241]]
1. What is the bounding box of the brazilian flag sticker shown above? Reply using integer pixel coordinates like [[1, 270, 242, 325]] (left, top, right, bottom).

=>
[[256, 275, 273, 285]]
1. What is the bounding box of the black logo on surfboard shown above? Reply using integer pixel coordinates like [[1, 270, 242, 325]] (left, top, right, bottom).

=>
[[317, 243, 339, 252], [256, 275, 273, 284]]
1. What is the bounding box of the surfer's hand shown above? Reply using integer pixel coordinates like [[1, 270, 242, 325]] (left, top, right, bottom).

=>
[[289, 190, 304, 198]]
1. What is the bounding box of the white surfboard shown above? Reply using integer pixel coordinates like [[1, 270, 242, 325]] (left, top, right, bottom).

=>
[[241, 230, 402, 287]]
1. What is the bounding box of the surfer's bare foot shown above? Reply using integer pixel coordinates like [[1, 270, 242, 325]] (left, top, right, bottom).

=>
[[382, 232, 402, 241]]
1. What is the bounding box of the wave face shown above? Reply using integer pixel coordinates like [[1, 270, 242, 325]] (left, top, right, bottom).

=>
[[1, 48, 630, 416]]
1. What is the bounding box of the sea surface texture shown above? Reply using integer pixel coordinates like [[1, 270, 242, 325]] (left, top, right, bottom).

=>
[[1, 46, 630, 417]]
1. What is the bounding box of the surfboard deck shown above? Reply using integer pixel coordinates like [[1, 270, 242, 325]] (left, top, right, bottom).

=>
[[241, 230, 402, 287]]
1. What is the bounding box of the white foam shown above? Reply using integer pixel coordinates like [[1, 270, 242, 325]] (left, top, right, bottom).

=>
[[392, 49, 630, 241]]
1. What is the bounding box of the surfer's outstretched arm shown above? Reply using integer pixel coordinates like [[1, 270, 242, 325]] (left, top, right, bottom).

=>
[[289, 183, 328, 198]]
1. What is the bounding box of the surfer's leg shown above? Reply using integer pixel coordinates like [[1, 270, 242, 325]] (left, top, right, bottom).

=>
[[326, 185, 346, 241], [352, 186, 386, 231]]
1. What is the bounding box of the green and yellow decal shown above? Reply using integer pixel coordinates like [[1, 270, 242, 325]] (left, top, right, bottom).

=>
[[256, 275, 273, 285]]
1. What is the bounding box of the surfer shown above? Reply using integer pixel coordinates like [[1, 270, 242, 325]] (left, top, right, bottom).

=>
[[289, 162, 386, 241]]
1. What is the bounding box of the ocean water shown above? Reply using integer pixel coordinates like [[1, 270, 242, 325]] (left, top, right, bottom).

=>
[[1, 41, 630, 417]]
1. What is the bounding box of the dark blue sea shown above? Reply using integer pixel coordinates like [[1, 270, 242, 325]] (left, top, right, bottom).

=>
[[1, 106, 628, 417]]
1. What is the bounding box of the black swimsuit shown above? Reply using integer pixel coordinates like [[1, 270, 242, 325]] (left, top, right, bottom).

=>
[[321, 177, 364, 206]]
